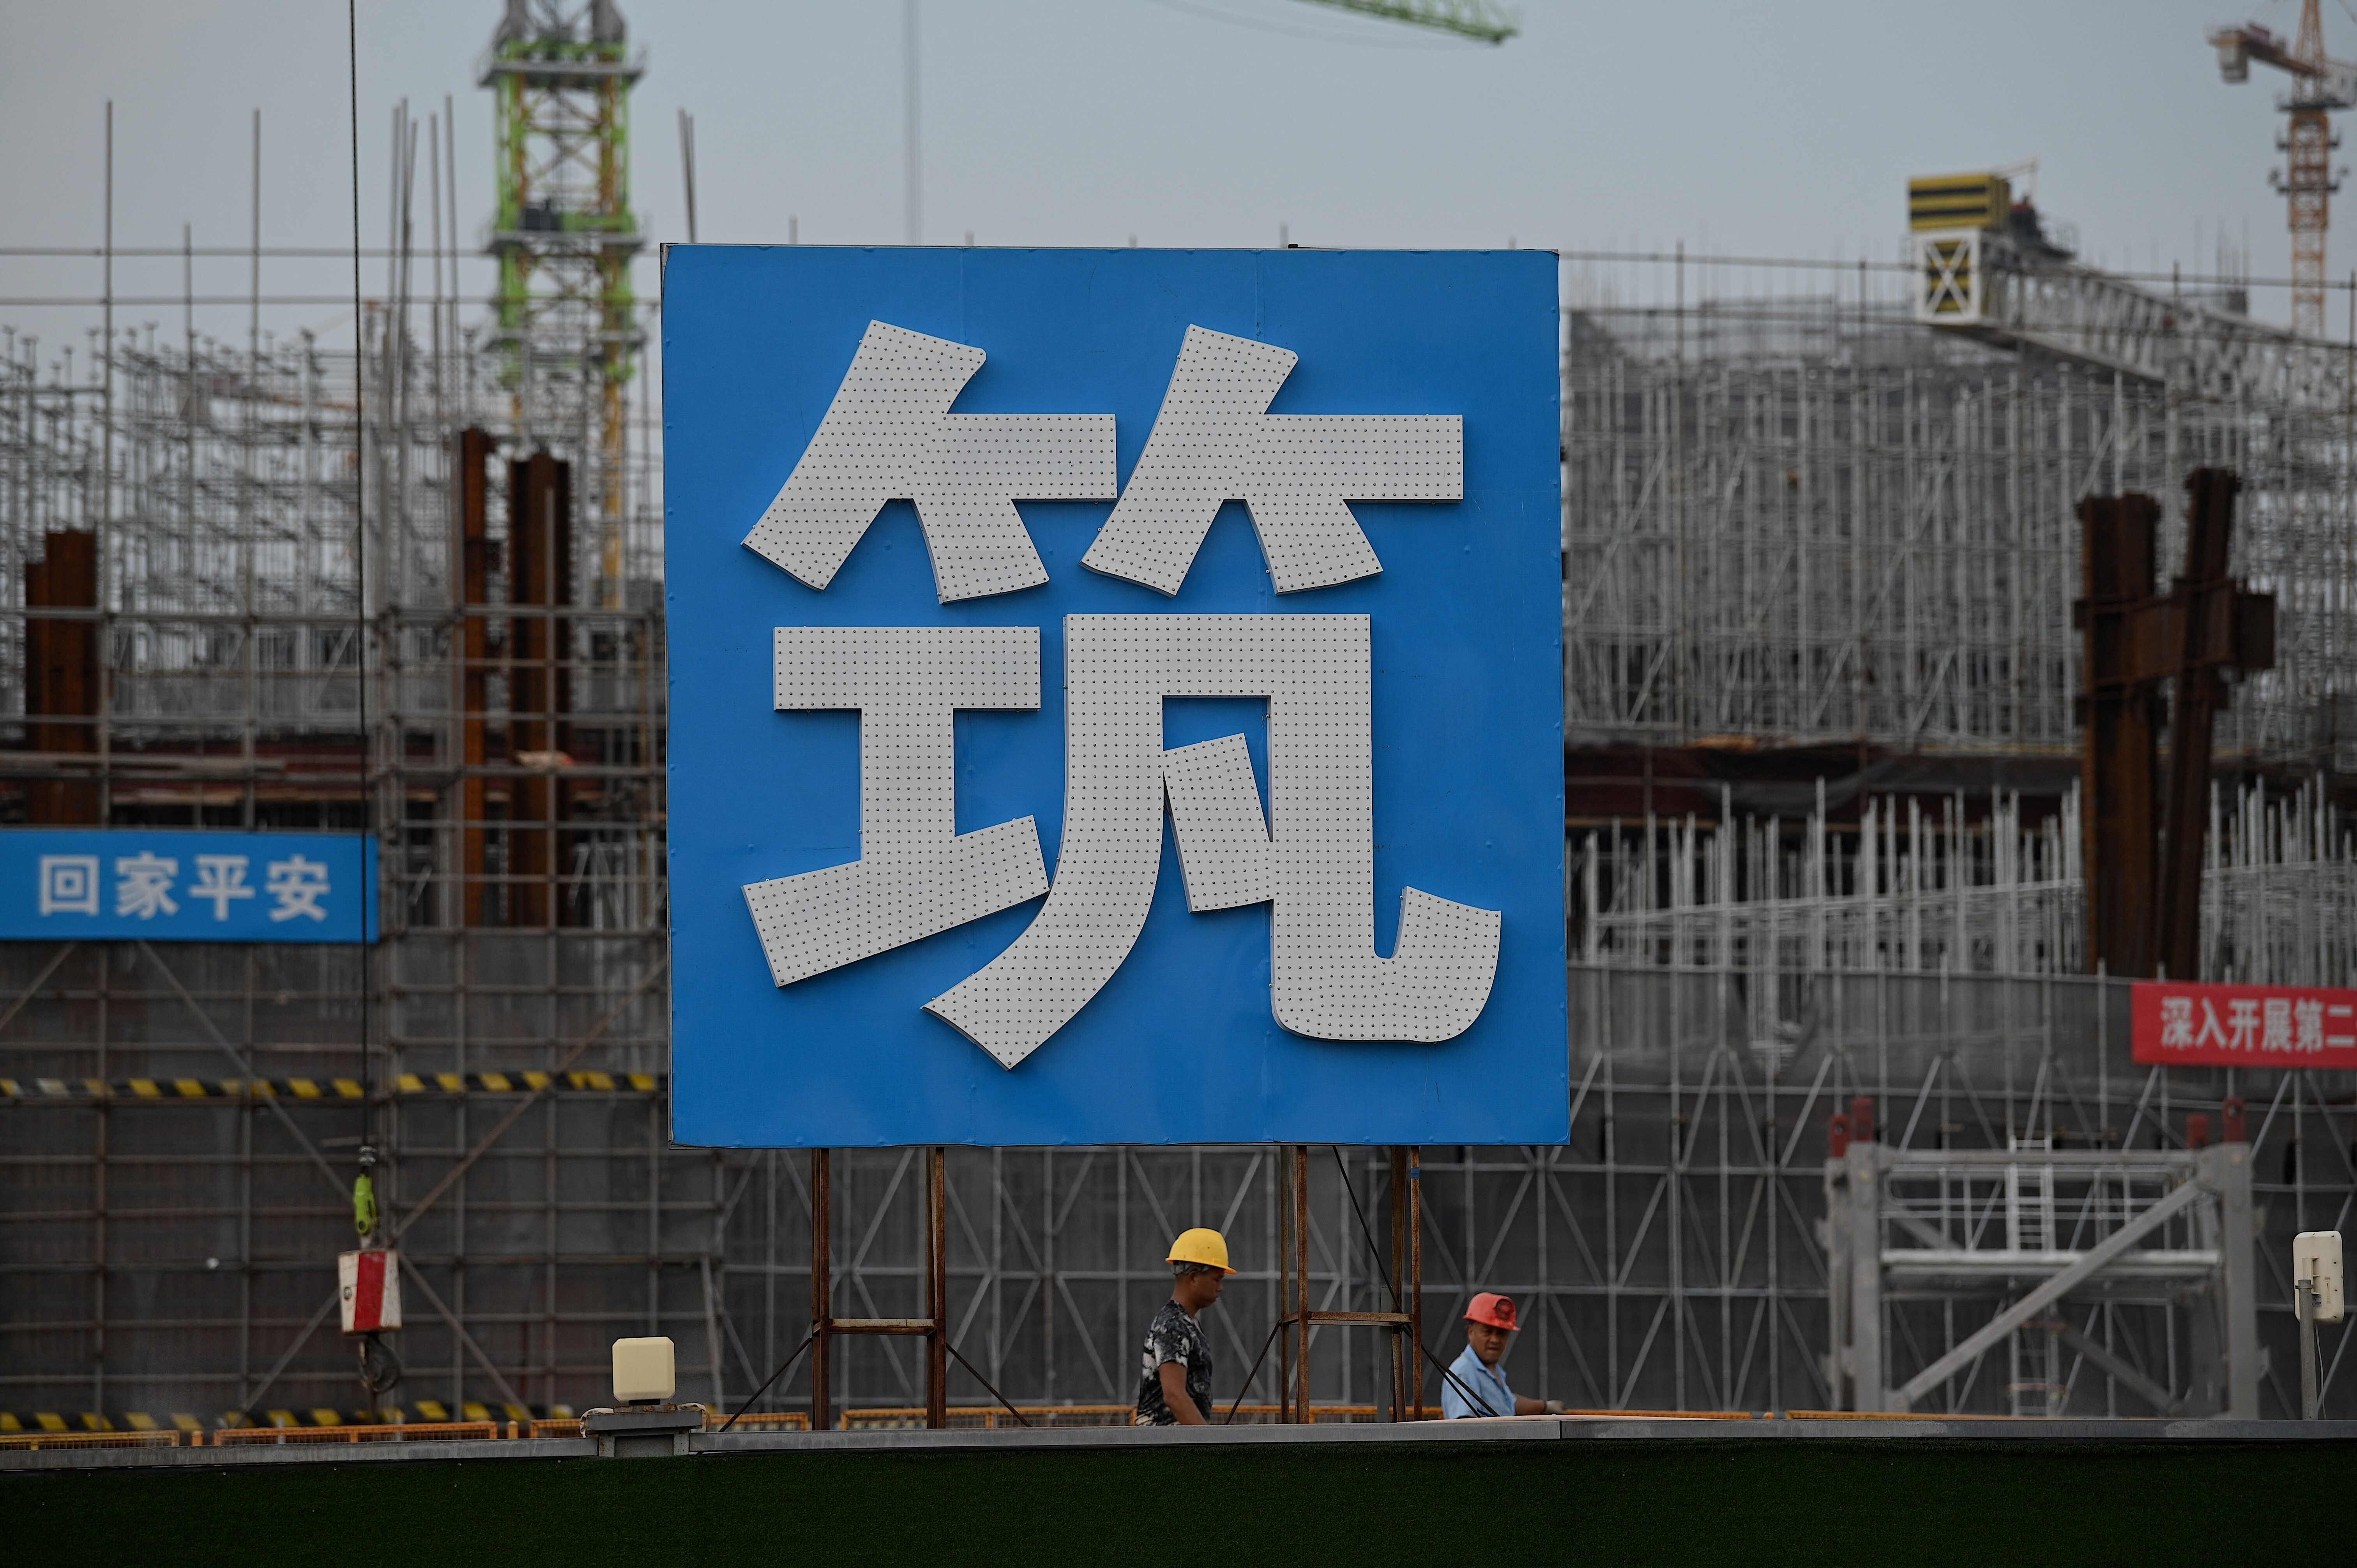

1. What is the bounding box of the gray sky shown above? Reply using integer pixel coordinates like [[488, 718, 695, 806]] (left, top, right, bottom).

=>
[[0, 0, 2338, 338]]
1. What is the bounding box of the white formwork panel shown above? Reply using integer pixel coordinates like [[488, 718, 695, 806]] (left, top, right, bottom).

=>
[[742, 321, 1117, 603], [1162, 733, 1274, 912], [743, 627, 1050, 986], [1080, 325, 1463, 597], [926, 614, 1500, 1066]]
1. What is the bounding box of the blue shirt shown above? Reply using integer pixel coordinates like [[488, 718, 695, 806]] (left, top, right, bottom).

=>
[[1439, 1342, 1517, 1419]]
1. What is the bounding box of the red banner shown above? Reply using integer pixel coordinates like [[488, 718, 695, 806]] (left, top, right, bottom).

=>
[[2131, 981, 2357, 1069]]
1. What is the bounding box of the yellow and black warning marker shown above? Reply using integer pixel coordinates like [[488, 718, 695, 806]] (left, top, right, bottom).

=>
[[3, 1072, 660, 1104], [1908, 172, 2011, 232]]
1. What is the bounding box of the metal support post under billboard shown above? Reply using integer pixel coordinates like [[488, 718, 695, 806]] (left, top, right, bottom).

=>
[[1277, 1146, 1423, 1422], [807, 1148, 951, 1431]]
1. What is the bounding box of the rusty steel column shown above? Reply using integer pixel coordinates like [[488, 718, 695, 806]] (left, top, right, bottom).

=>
[[2155, 468, 2241, 982], [809, 1148, 832, 1433], [925, 1146, 947, 1429], [24, 531, 101, 825], [506, 452, 571, 927], [1389, 1147, 1408, 1420], [453, 430, 493, 925], [1292, 1144, 1311, 1423], [2076, 493, 2163, 977], [1274, 1147, 1292, 1420], [1408, 1146, 1424, 1420]]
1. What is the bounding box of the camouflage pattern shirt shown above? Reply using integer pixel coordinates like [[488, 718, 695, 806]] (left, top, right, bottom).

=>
[[1133, 1298, 1214, 1425]]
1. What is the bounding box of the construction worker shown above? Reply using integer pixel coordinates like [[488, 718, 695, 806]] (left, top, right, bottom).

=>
[[1440, 1293, 1562, 1418], [1134, 1227, 1234, 1425]]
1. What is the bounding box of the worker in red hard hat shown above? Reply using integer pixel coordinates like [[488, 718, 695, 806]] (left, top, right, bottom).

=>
[[1439, 1293, 1561, 1418]]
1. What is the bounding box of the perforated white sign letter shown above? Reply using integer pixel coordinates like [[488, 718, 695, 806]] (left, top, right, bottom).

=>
[[927, 614, 1499, 1066], [744, 627, 1050, 985], [1081, 326, 1462, 596], [743, 321, 1118, 603]]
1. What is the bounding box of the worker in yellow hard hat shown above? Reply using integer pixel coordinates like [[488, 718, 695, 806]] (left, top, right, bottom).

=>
[[1440, 1293, 1562, 1418], [1133, 1227, 1235, 1426]]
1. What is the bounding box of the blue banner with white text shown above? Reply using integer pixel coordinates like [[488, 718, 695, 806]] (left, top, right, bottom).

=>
[[0, 830, 377, 944]]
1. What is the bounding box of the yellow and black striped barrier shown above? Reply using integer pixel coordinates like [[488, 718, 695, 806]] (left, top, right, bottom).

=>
[[2, 1412, 206, 1435], [4, 1402, 572, 1435], [1, 1072, 660, 1104]]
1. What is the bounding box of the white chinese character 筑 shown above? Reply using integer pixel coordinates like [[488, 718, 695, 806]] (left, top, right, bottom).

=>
[[925, 615, 1500, 1067], [2262, 996, 2293, 1053], [742, 322, 1117, 603], [2295, 997, 2324, 1053], [37, 854, 100, 916], [2160, 995, 2194, 1048], [741, 627, 1049, 988], [114, 852, 179, 919], [1080, 325, 1464, 596], [191, 854, 256, 920], [2226, 998, 2261, 1052], [265, 855, 331, 922]]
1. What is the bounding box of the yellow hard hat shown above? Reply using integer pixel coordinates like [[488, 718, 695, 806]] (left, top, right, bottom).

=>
[[1167, 1227, 1236, 1275]]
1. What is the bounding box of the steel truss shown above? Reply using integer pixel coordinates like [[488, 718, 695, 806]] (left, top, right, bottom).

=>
[[1563, 274, 2357, 763], [1827, 1139, 2259, 1417]]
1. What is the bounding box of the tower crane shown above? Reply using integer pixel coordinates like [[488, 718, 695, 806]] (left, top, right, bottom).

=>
[[2211, 2, 2354, 337]]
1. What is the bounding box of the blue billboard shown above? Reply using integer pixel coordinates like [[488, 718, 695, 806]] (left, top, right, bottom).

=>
[[0, 830, 378, 944], [664, 247, 1564, 1146]]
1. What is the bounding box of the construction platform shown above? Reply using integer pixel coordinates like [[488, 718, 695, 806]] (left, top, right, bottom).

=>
[[7, 1418, 2352, 1565]]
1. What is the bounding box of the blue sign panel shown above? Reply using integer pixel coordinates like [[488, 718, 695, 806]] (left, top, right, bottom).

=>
[[0, 830, 377, 944], [664, 247, 1564, 1146]]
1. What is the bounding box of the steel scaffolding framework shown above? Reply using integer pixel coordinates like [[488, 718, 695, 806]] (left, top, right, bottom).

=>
[[4, 238, 2357, 1425], [1561, 260, 2357, 766]]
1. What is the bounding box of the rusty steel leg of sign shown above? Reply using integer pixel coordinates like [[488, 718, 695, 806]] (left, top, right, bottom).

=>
[[1293, 1144, 1312, 1422], [926, 1146, 948, 1430], [1274, 1146, 1422, 1424], [1388, 1147, 1409, 1420], [1274, 1147, 1292, 1422], [1408, 1147, 1424, 1420], [809, 1149, 832, 1433], [806, 1146, 950, 1431]]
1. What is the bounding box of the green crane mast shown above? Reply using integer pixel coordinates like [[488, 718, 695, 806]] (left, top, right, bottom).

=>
[[484, 0, 644, 604]]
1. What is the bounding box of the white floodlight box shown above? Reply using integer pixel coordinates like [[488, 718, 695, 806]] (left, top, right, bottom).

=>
[[2294, 1231, 2345, 1324], [611, 1336, 677, 1404]]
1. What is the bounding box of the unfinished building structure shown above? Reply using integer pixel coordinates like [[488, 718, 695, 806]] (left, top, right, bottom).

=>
[[5, 10, 2357, 1423], [1559, 242, 2357, 1418]]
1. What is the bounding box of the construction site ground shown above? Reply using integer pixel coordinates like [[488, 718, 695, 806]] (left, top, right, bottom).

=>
[[7, 1419, 2353, 1564]]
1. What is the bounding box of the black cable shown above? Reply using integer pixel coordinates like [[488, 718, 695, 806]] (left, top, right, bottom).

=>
[[714, 1329, 816, 1434], [344, 0, 374, 1174], [943, 1340, 1032, 1428], [1221, 1317, 1287, 1425], [1330, 1146, 1399, 1307]]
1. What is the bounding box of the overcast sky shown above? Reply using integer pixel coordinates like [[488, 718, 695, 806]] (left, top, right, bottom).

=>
[[0, 0, 2338, 341]]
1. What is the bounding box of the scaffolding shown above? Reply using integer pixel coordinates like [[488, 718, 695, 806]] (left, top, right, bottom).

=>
[[1578, 778, 2357, 987], [5, 202, 2357, 1423], [1561, 260, 2357, 766]]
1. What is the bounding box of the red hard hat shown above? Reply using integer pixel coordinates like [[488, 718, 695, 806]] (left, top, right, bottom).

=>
[[1465, 1292, 1518, 1331]]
